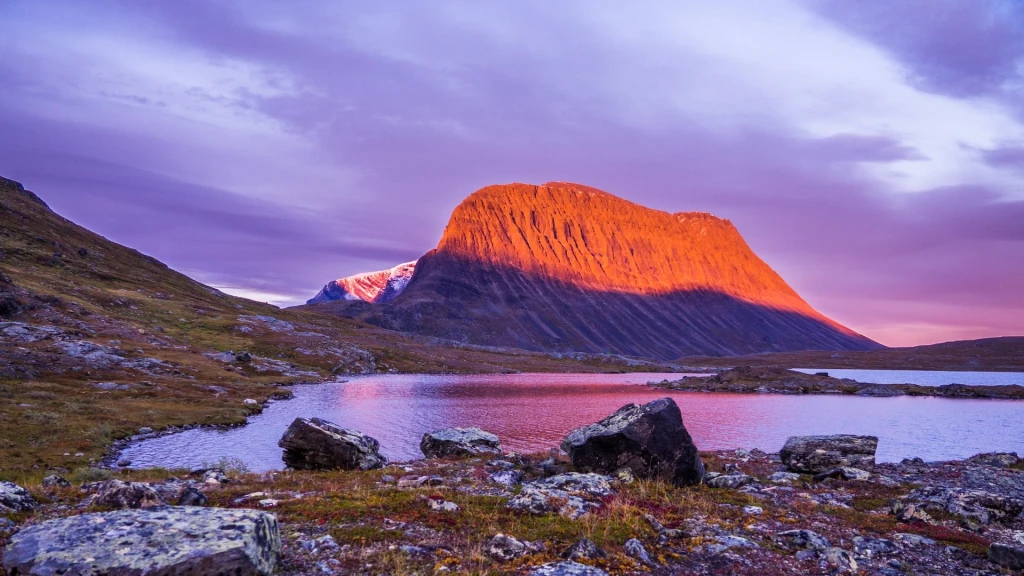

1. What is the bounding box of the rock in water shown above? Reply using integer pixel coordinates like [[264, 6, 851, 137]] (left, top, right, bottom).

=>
[[779, 435, 878, 474], [278, 417, 386, 470], [420, 427, 502, 458], [2, 507, 280, 575], [0, 481, 37, 514], [561, 398, 704, 486]]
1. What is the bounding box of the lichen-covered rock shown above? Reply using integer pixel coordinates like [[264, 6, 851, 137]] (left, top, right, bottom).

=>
[[420, 427, 502, 458], [989, 543, 1024, 570], [813, 466, 871, 482], [278, 417, 386, 470], [85, 479, 165, 509], [0, 481, 37, 514], [487, 534, 526, 561], [706, 472, 755, 489], [776, 529, 830, 551], [967, 452, 1020, 468], [560, 538, 607, 560], [780, 435, 878, 473], [40, 475, 71, 489], [561, 398, 704, 486], [507, 473, 615, 519], [2, 507, 280, 575], [893, 486, 1024, 525], [529, 561, 609, 576]]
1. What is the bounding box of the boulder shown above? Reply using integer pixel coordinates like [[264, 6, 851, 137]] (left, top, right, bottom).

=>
[[41, 475, 71, 489], [0, 481, 37, 514], [779, 435, 878, 473], [776, 529, 830, 551], [278, 417, 386, 470], [561, 398, 704, 486], [420, 427, 502, 458], [85, 479, 165, 509], [487, 534, 526, 561], [3, 507, 280, 576], [812, 467, 871, 482], [560, 538, 607, 560], [706, 472, 755, 489]]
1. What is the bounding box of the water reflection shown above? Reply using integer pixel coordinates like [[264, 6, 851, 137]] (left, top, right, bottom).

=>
[[120, 373, 1024, 472]]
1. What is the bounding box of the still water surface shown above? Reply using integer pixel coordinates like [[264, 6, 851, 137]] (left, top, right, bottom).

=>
[[121, 373, 1024, 471]]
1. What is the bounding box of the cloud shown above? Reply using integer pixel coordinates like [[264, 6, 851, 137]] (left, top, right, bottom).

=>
[[0, 0, 1021, 342]]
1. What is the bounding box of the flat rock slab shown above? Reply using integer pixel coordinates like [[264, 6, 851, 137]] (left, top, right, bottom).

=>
[[421, 427, 502, 458], [529, 561, 610, 576], [780, 435, 878, 473], [3, 506, 280, 576]]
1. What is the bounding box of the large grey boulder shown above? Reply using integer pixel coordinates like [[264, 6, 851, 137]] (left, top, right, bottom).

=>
[[779, 435, 878, 474], [421, 427, 502, 458], [0, 481, 37, 514], [279, 417, 386, 470], [3, 507, 280, 575], [561, 398, 704, 486]]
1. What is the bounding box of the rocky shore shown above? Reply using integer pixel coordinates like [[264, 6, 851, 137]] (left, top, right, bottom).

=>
[[2, 399, 1024, 575], [650, 366, 1024, 399]]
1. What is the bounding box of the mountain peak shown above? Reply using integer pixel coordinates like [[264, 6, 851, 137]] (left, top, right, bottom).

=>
[[308, 261, 417, 305]]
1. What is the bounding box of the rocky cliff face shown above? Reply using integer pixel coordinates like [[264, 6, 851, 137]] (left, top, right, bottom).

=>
[[308, 261, 417, 305], [316, 182, 881, 359]]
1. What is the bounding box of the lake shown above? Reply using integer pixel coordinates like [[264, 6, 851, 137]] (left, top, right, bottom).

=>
[[119, 373, 1024, 472], [791, 368, 1024, 386]]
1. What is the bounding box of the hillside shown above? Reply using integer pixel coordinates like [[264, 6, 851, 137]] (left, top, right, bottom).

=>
[[313, 182, 881, 359], [0, 176, 677, 474]]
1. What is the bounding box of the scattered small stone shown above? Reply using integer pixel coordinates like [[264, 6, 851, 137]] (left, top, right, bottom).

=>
[[776, 529, 830, 551], [178, 486, 208, 506], [489, 470, 524, 486], [244, 398, 258, 405], [742, 505, 763, 515], [560, 538, 607, 560], [507, 473, 615, 519], [428, 499, 460, 512], [624, 538, 656, 567], [894, 533, 936, 547], [138, 427, 154, 434], [86, 479, 165, 509], [41, 475, 71, 489], [852, 536, 897, 557], [380, 475, 396, 483], [766, 471, 801, 484], [398, 475, 444, 488], [529, 561, 609, 576], [706, 472, 755, 489], [487, 533, 527, 561], [821, 547, 858, 572]]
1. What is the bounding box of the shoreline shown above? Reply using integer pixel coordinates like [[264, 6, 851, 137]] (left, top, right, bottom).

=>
[[649, 366, 1024, 400]]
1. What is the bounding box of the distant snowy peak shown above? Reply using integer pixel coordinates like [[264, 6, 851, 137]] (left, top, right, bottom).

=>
[[308, 260, 418, 305]]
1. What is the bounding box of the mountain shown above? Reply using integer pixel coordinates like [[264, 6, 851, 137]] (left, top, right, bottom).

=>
[[308, 261, 417, 304], [0, 176, 676, 473], [311, 182, 882, 359]]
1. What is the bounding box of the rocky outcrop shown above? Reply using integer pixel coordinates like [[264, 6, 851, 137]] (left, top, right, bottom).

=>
[[2, 507, 280, 575], [780, 435, 878, 474], [421, 427, 502, 458], [0, 481, 37, 514], [279, 417, 386, 470], [562, 398, 704, 486], [316, 182, 880, 360]]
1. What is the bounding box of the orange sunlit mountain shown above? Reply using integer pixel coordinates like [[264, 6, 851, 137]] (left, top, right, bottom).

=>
[[310, 182, 881, 359]]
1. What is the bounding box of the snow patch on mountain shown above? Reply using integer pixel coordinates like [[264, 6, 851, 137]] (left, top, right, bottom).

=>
[[308, 261, 418, 305]]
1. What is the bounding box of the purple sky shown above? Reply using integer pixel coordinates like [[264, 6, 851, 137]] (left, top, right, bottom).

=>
[[1, 1, 1023, 347]]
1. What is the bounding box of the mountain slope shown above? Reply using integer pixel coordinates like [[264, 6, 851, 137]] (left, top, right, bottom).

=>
[[316, 182, 881, 359], [308, 261, 417, 304]]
